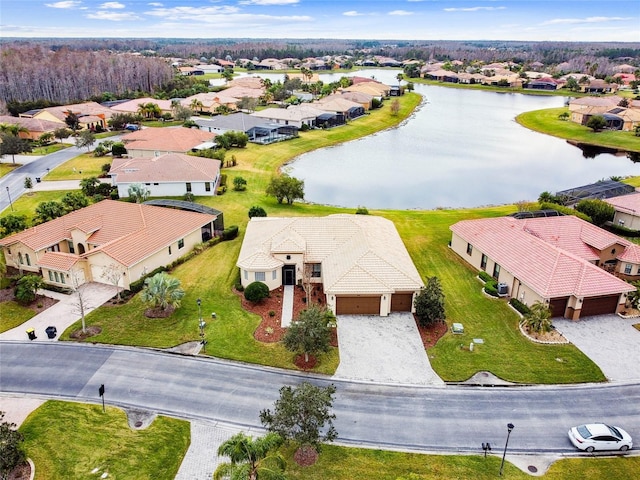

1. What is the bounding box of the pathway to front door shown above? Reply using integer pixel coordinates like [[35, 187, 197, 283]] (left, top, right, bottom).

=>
[[281, 285, 294, 327]]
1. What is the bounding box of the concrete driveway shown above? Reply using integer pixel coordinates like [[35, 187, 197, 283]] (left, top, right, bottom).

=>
[[554, 315, 640, 383], [333, 313, 444, 386], [0, 282, 118, 341]]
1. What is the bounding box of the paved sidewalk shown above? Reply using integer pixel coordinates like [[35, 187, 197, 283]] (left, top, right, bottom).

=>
[[0, 282, 118, 342], [281, 285, 294, 327]]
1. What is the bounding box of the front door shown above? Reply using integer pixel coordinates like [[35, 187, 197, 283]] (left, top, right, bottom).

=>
[[283, 265, 296, 286]]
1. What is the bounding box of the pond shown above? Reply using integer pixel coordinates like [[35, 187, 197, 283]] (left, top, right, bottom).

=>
[[224, 70, 639, 210]]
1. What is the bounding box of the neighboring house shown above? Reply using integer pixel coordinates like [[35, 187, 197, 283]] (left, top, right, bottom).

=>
[[22, 102, 113, 131], [181, 92, 239, 114], [250, 104, 327, 128], [568, 96, 640, 132], [237, 215, 425, 316], [109, 153, 221, 198], [121, 127, 216, 157], [314, 97, 365, 120], [524, 77, 561, 90], [178, 66, 205, 76], [343, 80, 391, 98], [606, 192, 640, 231], [0, 200, 219, 290], [194, 113, 268, 134], [450, 216, 639, 319], [0, 115, 61, 140], [109, 97, 174, 116], [581, 79, 618, 94], [338, 91, 374, 110]]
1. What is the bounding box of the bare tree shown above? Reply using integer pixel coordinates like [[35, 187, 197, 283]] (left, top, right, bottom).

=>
[[68, 273, 91, 334], [100, 263, 124, 301]]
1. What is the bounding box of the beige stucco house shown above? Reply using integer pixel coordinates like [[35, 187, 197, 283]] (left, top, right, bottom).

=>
[[121, 127, 216, 157], [237, 215, 424, 316], [606, 192, 640, 231], [22, 102, 113, 131], [450, 216, 637, 319], [0, 200, 218, 290]]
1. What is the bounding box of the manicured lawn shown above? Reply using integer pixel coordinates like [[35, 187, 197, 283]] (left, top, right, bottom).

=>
[[0, 162, 21, 178], [282, 444, 640, 479], [44, 153, 110, 180], [26, 143, 69, 155], [20, 401, 189, 480], [517, 107, 640, 153], [0, 300, 35, 333]]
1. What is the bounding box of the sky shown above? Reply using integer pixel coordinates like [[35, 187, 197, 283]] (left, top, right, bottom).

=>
[[1, 0, 639, 41]]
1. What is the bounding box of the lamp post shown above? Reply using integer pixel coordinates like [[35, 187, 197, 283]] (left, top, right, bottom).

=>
[[499, 423, 515, 476], [6, 186, 14, 211], [197, 298, 206, 352]]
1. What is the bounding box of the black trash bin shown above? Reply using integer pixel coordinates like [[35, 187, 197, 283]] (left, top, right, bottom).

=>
[[45, 326, 57, 339], [35, 177, 41, 183], [26, 328, 37, 340]]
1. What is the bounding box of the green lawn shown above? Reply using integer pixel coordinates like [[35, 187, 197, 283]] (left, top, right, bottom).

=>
[[20, 401, 189, 480], [0, 162, 21, 178], [44, 152, 110, 180], [0, 300, 36, 333], [517, 107, 640, 153], [27, 144, 69, 156]]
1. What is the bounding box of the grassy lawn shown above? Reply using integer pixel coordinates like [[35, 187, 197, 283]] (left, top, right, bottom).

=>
[[0, 301, 36, 333], [19, 401, 189, 480], [1, 190, 70, 220], [26, 143, 69, 156], [517, 107, 640, 153], [0, 162, 21, 178], [44, 152, 110, 180], [282, 444, 640, 479]]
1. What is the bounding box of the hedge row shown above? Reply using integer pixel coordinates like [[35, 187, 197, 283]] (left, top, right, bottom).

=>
[[478, 271, 493, 283], [509, 298, 531, 315], [222, 225, 239, 240]]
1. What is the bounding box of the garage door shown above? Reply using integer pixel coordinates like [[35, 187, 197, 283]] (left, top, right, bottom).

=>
[[336, 296, 380, 315], [391, 293, 413, 312], [549, 297, 569, 317], [580, 295, 620, 317]]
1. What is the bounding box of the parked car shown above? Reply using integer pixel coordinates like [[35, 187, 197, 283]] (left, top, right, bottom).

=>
[[124, 124, 139, 131], [568, 423, 632, 452]]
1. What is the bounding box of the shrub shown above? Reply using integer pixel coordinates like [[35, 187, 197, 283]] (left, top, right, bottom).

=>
[[355, 206, 369, 215], [244, 281, 270, 303], [222, 225, 239, 240], [483, 279, 499, 297], [539, 202, 592, 222], [129, 266, 168, 294], [217, 187, 226, 195], [183, 192, 195, 202], [248, 205, 267, 218], [478, 271, 493, 283], [268, 310, 276, 317], [509, 298, 531, 315], [219, 173, 227, 186]]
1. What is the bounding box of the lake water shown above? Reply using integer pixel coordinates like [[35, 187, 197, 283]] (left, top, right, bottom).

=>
[[224, 70, 639, 210]]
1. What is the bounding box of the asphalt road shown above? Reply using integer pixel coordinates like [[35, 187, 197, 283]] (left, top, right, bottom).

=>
[[1, 341, 639, 455]]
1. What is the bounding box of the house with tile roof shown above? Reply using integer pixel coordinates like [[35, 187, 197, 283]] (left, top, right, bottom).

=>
[[606, 192, 640, 231], [22, 102, 113, 131], [450, 216, 638, 319], [250, 105, 326, 128], [237, 215, 424, 316], [109, 97, 174, 116], [109, 153, 221, 198], [0, 200, 218, 290], [0, 115, 62, 140], [121, 127, 216, 157]]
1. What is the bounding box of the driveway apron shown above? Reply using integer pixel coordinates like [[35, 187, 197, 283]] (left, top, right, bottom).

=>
[[554, 315, 640, 382], [333, 313, 444, 386]]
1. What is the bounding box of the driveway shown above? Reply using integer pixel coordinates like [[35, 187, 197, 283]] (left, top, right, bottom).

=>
[[0, 282, 118, 342], [333, 313, 444, 386], [554, 315, 640, 383]]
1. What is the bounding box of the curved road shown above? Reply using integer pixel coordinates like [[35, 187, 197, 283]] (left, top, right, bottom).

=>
[[1, 341, 639, 455]]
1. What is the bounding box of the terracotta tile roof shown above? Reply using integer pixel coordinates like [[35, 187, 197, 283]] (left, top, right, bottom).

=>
[[122, 127, 216, 153], [38, 251, 81, 271], [450, 217, 634, 298], [35, 102, 113, 122], [221, 86, 264, 99], [110, 97, 174, 113], [109, 153, 220, 183], [605, 192, 640, 214], [251, 105, 326, 123], [0, 115, 61, 133], [237, 215, 424, 294], [0, 200, 217, 267], [314, 97, 362, 113]]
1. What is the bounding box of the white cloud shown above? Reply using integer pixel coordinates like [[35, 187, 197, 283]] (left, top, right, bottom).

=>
[[343, 11, 365, 17], [444, 7, 506, 12], [389, 10, 413, 16], [45, 1, 82, 8], [542, 16, 633, 25], [100, 2, 125, 8], [238, 0, 299, 5], [143, 6, 312, 26], [147, 2, 162, 5], [86, 10, 140, 20]]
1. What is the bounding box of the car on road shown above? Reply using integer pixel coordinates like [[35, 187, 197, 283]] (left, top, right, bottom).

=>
[[568, 423, 632, 452], [124, 124, 139, 131]]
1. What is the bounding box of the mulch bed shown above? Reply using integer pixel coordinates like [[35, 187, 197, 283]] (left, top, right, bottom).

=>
[[7, 462, 30, 480], [0, 287, 59, 312], [69, 325, 102, 340], [415, 318, 449, 349], [293, 445, 319, 466]]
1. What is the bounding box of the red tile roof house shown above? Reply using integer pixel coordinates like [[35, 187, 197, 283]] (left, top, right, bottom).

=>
[[0, 200, 218, 290], [450, 216, 639, 319], [21, 102, 113, 131], [0, 115, 62, 140], [109, 153, 221, 199], [121, 127, 216, 158], [606, 192, 640, 231], [237, 215, 424, 316]]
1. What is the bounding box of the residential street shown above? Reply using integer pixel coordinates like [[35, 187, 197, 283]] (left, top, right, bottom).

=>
[[1, 341, 639, 455]]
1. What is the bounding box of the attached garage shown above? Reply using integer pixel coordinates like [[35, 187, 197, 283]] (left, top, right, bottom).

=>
[[580, 295, 620, 317], [549, 297, 569, 317], [336, 296, 381, 315], [391, 293, 413, 312]]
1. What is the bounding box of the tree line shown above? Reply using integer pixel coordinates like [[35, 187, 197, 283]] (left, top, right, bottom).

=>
[[0, 45, 174, 108]]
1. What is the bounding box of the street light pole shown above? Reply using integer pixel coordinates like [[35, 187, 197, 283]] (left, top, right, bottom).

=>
[[197, 298, 206, 352], [500, 423, 515, 476], [6, 186, 14, 211]]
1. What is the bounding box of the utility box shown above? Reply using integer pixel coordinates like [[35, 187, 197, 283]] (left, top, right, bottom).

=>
[[497, 283, 509, 297]]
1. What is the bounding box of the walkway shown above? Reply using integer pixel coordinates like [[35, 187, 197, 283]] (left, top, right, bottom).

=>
[[280, 285, 294, 327]]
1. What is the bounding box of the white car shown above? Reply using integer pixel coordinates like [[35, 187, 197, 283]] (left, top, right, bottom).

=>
[[568, 423, 632, 452]]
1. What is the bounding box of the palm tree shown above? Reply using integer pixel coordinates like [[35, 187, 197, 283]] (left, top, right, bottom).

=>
[[0, 123, 28, 138], [189, 98, 204, 114], [214, 432, 286, 480], [396, 72, 404, 86], [140, 272, 185, 313], [523, 301, 552, 334]]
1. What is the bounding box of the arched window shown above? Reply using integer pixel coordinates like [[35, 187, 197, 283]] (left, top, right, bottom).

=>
[[78, 243, 86, 254], [25, 253, 31, 266]]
